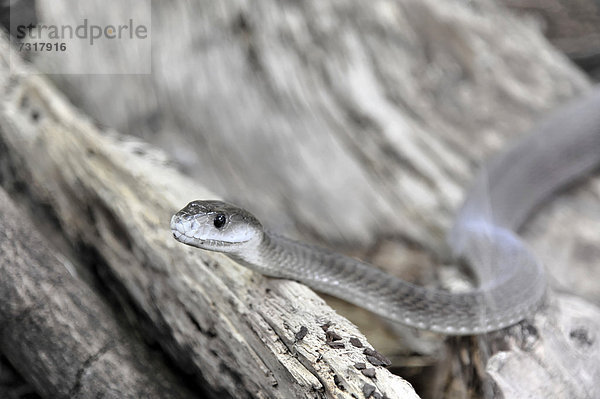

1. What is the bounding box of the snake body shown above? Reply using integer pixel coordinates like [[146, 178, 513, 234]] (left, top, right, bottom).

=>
[[171, 87, 600, 335]]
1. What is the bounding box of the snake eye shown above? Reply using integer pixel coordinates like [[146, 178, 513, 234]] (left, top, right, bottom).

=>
[[213, 213, 227, 229]]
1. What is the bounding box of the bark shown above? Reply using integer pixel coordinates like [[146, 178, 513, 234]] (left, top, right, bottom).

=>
[[0, 35, 417, 399]]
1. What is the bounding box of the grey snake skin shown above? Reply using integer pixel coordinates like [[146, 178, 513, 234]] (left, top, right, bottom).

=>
[[171, 87, 600, 334]]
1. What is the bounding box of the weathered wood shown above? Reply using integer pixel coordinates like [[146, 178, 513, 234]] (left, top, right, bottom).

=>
[[487, 295, 600, 398], [0, 187, 197, 399], [501, 0, 600, 72], [6, 0, 600, 397], [0, 36, 418, 399]]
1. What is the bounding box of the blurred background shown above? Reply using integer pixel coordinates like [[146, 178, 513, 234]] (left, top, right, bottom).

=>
[[1, 0, 599, 398]]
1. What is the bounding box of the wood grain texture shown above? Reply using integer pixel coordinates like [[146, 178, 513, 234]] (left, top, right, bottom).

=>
[[3, 0, 600, 397], [0, 187, 197, 399]]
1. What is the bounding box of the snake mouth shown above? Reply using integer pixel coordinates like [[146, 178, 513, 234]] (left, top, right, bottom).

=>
[[171, 229, 198, 245], [171, 229, 241, 248]]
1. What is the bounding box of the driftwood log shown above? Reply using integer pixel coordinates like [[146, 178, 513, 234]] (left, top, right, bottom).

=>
[[2, 0, 600, 397]]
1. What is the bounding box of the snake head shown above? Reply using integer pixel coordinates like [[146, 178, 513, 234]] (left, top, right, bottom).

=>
[[170, 200, 263, 252]]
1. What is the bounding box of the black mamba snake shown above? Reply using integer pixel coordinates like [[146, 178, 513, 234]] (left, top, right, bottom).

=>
[[171, 87, 600, 334]]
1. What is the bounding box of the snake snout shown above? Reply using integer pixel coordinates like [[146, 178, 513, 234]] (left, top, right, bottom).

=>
[[170, 214, 190, 238], [170, 214, 182, 233]]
